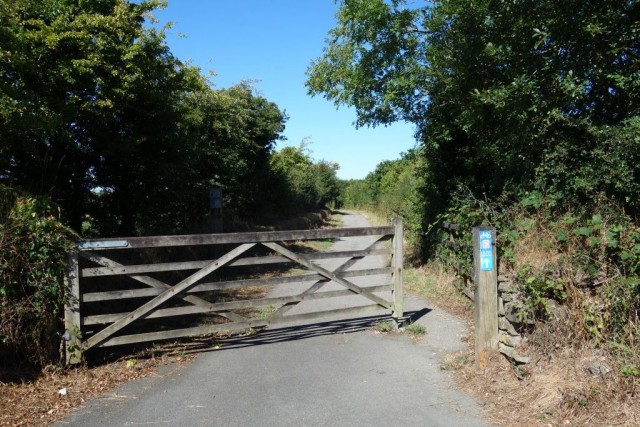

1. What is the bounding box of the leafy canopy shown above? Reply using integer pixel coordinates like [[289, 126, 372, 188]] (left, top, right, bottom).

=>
[[308, 0, 640, 218]]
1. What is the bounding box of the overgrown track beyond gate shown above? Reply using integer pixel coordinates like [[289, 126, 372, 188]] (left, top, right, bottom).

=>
[[64, 219, 404, 363]]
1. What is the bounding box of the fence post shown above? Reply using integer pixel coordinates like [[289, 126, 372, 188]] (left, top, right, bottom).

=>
[[472, 226, 498, 368], [64, 250, 82, 364], [391, 217, 404, 320]]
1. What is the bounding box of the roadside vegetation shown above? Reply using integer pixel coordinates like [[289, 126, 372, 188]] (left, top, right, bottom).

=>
[[312, 0, 639, 424]]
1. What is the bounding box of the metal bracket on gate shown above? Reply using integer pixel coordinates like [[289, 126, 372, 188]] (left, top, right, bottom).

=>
[[76, 240, 129, 250]]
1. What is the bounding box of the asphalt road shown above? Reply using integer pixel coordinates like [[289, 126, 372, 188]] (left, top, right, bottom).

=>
[[57, 212, 490, 427]]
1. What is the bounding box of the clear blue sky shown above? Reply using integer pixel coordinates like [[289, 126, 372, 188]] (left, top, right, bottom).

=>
[[152, 0, 417, 180]]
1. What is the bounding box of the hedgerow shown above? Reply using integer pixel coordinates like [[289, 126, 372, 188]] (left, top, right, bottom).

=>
[[0, 187, 77, 373]]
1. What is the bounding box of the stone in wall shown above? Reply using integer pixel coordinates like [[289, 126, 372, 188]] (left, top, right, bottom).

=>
[[497, 277, 531, 364]]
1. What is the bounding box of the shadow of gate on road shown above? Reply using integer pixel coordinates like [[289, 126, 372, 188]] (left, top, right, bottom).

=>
[[173, 308, 432, 356]]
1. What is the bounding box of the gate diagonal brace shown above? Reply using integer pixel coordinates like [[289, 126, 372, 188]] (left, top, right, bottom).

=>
[[79, 252, 246, 323], [261, 242, 393, 310], [267, 235, 390, 319], [82, 243, 256, 351]]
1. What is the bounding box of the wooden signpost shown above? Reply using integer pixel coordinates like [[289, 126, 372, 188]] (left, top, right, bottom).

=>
[[209, 186, 223, 258], [209, 186, 223, 233], [472, 226, 498, 368]]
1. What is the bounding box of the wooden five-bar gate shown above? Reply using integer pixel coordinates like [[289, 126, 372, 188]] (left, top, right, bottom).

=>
[[64, 219, 403, 364]]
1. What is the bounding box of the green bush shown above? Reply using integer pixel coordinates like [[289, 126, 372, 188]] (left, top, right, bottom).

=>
[[0, 187, 77, 371], [269, 142, 341, 212]]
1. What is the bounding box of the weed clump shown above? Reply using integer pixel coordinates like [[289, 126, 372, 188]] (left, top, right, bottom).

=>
[[404, 323, 426, 335], [373, 320, 396, 333]]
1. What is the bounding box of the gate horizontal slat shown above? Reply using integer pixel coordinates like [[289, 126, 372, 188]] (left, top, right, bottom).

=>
[[78, 226, 394, 250], [99, 304, 387, 347], [81, 268, 392, 302], [83, 284, 394, 325], [81, 248, 390, 277]]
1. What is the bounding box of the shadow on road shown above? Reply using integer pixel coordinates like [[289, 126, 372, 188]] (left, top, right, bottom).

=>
[[177, 308, 432, 356]]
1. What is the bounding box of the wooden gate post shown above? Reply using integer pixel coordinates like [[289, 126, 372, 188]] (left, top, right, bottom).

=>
[[472, 226, 498, 368], [391, 217, 404, 320], [64, 250, 82, 364]]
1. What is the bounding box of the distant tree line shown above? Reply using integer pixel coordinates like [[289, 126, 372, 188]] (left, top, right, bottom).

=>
[[338, 148, 425, 246]]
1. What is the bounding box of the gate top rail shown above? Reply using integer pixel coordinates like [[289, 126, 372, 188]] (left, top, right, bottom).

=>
[[76, 226, 395, 250]]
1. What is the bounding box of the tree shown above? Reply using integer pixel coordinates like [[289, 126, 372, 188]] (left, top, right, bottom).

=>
[[270, 142, 340, 211], [0, 1, 290, 236], [307, 0, 640, 219], [0, 0, 200, 233]]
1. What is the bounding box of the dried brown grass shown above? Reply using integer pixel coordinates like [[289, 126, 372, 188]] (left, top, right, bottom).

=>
[[399, 211, 639, 426], [404, 262, 474, 320], [347, 209, 390, 227], [511, 224, 562, 274], [0, 346, 195, 427], [448, 336, 639, 426], [429, 220, 640, 427]]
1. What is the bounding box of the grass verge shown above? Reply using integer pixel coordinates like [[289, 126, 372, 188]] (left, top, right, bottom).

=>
[[403, 262, 473, 319], [345, 209, 390, 227]]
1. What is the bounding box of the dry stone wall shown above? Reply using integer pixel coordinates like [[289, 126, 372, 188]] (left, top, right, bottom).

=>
[[497, 274, 531, 364]]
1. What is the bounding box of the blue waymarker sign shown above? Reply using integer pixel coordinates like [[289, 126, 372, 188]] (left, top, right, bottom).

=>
[[479, 230, 493, 271]]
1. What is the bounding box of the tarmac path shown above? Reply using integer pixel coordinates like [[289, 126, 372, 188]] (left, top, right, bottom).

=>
[[57, 212, 491, 427]]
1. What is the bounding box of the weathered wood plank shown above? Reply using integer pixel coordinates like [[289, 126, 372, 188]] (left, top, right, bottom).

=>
[[82, 244, 255, 351], [392, 218, 404, 318], [80, 249, 390, 277], [77, 226, 395, 250], [473, 226, 499, 368], [81, 267, 393, 302], [82, 287, 160, 302], [262, 242, 393, 310], [83, 285, 393, 325], [64, 251, 82, 364], [78, 252, 245, 323], [191, 268, 391, 292], [99, 304, 388, 347]]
